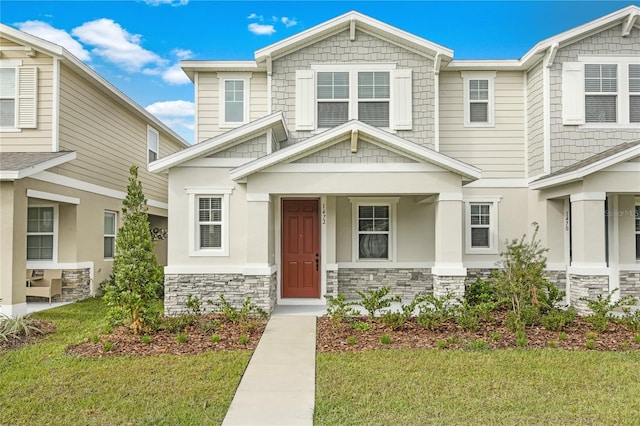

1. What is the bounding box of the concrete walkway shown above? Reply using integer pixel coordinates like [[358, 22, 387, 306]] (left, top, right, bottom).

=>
[[222, 315, 317, 426]]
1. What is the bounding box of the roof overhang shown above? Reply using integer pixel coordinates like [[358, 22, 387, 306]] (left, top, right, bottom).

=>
[[149, 111, 288, 173], [180, 60, 266, 82], [0, 151, 76, 181], [229, 120, 481, 182], [530, 141, 640, 190], [254, 11, 453, 64]]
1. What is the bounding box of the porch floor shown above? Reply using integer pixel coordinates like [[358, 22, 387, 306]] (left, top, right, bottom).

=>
[[27, 301, 73, 314]]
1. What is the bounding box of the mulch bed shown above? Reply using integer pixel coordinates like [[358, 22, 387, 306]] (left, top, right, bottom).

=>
[[67, 315, 268, 357], [316, 312, 640, 352], [0, 320, 56, 352]]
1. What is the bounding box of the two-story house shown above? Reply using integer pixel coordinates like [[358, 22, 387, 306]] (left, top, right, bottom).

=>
[[151, 6, 639, 315], [0, 25, 189, 316]]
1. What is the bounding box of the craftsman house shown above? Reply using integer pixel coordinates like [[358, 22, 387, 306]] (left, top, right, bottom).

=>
[[151, 6, 640, 315], [0, 24, 188, 316]]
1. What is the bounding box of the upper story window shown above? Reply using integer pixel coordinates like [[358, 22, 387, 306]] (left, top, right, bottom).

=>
[[0, 61, 37, 131], [27, 206, 56, 261], [585, 64, 617, 123], [296, 65, 412, 132], [461, 71, 495, 127], [218, 73, 251, 128], [147, 126, 159, 163], [562, 58, 639, 127], [630, 64, 640, 123]]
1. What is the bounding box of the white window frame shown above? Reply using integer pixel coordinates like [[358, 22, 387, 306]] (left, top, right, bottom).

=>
[[464, 197, 501, 254], [147, 126, 159, 164], [218, 72, 251, 128], [584, 63, 618, 124], [349, 197, 399, 262], [104, 211, 117, 260], [187, 188, 233, 257], [630, 64, 640, 124], [577, 57, 640, 128], [26, 204, 58, 263], [312, 64, 396, 130], [0, 60, 20, 131], [461, 71, 496, 128]]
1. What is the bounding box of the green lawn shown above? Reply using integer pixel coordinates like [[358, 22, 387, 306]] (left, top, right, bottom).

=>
[[0, 298, 250, 426], [316, 350, 640, 425]]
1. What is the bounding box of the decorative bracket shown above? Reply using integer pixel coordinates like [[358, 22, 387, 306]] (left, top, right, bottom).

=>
[[350, 129, 359, 153], [544, 43, 558, 68], [622, 12, 638, 37], [350, 17, 356, 41]]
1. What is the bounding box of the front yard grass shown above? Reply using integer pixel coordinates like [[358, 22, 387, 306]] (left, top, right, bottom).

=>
[[0, 298, 250, 425], [315, 350, 640, 425]]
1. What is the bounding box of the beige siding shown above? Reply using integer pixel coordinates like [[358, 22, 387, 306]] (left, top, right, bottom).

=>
[[0, 37, 54, 152], [439, 71, 526, 178], [196, 71, 269, 143], [527, 61, 544, 177], [56, 63, 174, 203]]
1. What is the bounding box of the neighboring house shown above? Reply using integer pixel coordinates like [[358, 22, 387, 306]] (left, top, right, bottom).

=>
[[152, 6, 640, 316], [0, 24, 189, 316]]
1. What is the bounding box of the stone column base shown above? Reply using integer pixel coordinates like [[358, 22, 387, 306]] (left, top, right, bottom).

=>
[[569, 274, 609, 315], [433, 275, 466, 300]]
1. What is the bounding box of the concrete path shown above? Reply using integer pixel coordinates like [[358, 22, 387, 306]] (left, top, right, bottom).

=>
[[222, 315, 317, 426]]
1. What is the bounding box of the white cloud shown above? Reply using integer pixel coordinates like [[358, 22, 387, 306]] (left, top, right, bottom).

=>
[[173, 48, 194, 59], [72, 19, 163, 72], [248, 22, 276, 36], [162, 63, 191, 85], [281, 17, 298, 28], [143, 0, 189, 6], [15, 20, 90, 61], [247, 13, 263, 21], [146, 100, 194, 117]]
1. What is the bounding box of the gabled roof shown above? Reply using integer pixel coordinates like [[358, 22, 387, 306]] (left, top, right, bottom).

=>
[[254, 11, 453, 63], [0, 24, 189, 149], [229, 120, 481, 182], [149, 112, 288, 173], [447, 5, 640, 70], [0, 151, 76, 180], [530, 140, 640, 190]]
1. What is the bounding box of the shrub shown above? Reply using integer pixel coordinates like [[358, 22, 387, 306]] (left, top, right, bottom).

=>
[[210, 334, 221, 343], [186, 294, 202, 316], [380, 293, 425, 330], [436, 340, 447, 350], [515, 330, 527, 348], [586, 340, 596, 350], [379, 334, 392, 345], [352, 321, 372, 332], [354, 287, 401, 319], [176, 333, 188, 343], [141, 335, 152, 344], [463, 339, 491, 351], [213, 295, 267, 325], [324, 293, 358, 326], [102, 341, 114, 352], [541, 307, 576, 331], [465, 278, 498, 306], [620, 306, 640, 333], [198, 318, 222, 334], [0, 313, 41, 341], [455, 301, 480, 332], [547, 340, 558, 348], [558, 332, 567, 341], [490, 332, 501, 341], [416, 293, 455, 330], [581, 290, 637, 332], [346, 336, 356, 345], [239, 335, 249, 345], [160, 315, 195, 333]]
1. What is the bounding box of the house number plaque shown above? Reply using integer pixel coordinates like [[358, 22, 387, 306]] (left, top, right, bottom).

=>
[[322, 203, 326, 225]]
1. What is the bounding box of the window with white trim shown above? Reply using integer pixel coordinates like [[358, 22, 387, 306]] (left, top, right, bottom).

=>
[[630, 64, 640, 123], [218, 73, 251, 127], [0, 67, 16, 128], [147, 126, 159, 163], [461, 71, 495, 127], [0, 61, 37, 130], [635, 205, 640, 260], [585, 64, 617, 123], [104, 211, 117, 259], [317, 72, 349, 127], [465, 198, 500, 254], [27, 206, 55, 260], [187, 188, 232, 256], [358, 72, 390, 127], [350, 197, 398, 261]]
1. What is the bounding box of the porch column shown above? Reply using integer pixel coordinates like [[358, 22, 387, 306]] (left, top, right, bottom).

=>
[[432, 193, 466, 299], [569, 192, 608, 314], [0, 181, 28, 316]]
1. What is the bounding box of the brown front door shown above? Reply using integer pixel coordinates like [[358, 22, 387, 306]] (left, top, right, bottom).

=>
[[282, 199, 320, 298]]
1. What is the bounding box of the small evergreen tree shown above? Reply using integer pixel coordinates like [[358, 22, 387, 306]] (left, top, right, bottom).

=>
[[104, 166, 163, 334]]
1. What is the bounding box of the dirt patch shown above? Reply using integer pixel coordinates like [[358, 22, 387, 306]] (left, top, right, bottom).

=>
[[67, 316, 267, 357], [316, 312, 639, 352], [0, 320, 56, 352]]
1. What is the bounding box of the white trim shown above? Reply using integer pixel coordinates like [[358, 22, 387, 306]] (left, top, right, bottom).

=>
[[602, 162, 640, 172], [570, 192, 607, 202], [247, 193, 270, 202], [194, 71, 199, 141], [431, 263, 467, 276], [242, 264, 277, 276], [0, 59, 23, 66], [464, 197, 501, 255], [337, 261, 433, 269], [620, 264, 640, 271], [165, 265, 244, 274], [52, 57, 60, 151], [568, 264, 609, 276], [218, 72, 252, 128], [182, 158, 255, 168], [277, 298, 326, 306], [30, 171, 168, 210], [608, 195, 620, 300], [326, 263, 339, 271], [264, 163, 445, 173], [147, 125, 159, 165], [311, 63, 397, 71], [103, 210, 117, 260], [0, 152, 76, 181], [349, 197, 399, 262], [543, 65, 551, 174], [463, 261, 500, 269], [188, 189, 233, 257], [27, 189, 80, 205], [320, 195, 328, 301], [437, 193, 464, 202], [26, 204, 58, 263], [0, 302, 27, 317], [464, 178, 529, 188], [461, 71, 496, 128]]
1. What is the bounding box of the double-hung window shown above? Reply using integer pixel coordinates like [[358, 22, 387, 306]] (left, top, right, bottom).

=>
[[0, 61, 37, 130], [350, 197, 398, 262], [0, 67, 16, 128], [104, 211, 117, 259], [469, 204, 491, 248], [187, 188, 232, 256], [218, 73, 251, 127], [27, 206, 55, 261], [465, 197, 500, 254], [317, 72, 349, 128], [630, 64, 640, 123], [461, 71, 495, 127], [585, 64, 617, 123], [147, 126, 159, 163], [358, 72, 390, 127]]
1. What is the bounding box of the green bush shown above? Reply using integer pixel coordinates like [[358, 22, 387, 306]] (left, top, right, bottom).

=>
[[352, 321, 372, 332], [380, 293, 425, 330], [379, 334, 392, 345], [212, 295, 267, 325], [354, 287, 401, 319], [540, 307, 576, 331], [465, 278, 498, 306], [0, 313, 41, 342], [416, 293, 455, 330], [324, 293, 358, 326], [581, 290, 637, 332]]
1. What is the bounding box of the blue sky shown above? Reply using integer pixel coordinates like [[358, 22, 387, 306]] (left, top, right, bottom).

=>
[[2, 1, 637, 143]]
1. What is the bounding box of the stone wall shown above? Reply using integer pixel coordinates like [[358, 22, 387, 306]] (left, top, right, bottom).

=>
[[620, 271, 640, 300], [569, 274, 609, 315], [326, 269, 338, 298], [337, 268, 433, 300], [164, 272, 277, 317], [433, 275, 465, 300], [26, 268, 91, 303]]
